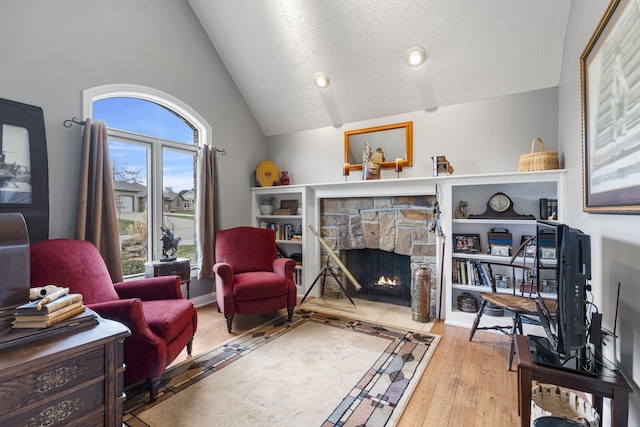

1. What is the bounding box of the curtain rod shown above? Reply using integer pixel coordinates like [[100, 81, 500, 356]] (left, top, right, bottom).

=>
[[63, 117, 86, 128], [63, 116, 227, 156]]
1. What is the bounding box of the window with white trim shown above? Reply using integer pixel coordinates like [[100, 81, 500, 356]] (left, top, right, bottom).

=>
[[86, 87, 207, 277]]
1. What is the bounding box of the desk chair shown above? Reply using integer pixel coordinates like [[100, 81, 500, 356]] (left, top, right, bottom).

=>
[[468, 237, 557, 370], [469, 292, 557, 370]]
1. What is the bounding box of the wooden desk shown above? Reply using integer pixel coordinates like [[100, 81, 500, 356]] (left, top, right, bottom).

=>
[[515, 334, 632, 427], [145, 258, 191, 299], [0, 317, 130, 426]]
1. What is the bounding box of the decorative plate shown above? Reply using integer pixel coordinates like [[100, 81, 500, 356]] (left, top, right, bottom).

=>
[[255, 160, 279, 187]]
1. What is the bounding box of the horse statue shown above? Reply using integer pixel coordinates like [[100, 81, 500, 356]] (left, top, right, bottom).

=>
[[160, 226, 181, 261]]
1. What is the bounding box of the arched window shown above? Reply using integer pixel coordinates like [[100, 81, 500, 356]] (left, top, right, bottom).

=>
[[83, 85, 210, 277]]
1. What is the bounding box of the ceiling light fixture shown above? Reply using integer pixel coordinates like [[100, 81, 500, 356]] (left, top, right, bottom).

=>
[[314, 72, 330, 89], [406, 46, 426, 67]]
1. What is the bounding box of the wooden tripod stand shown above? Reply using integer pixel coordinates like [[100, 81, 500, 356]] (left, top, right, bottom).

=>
[[300, 225, 361, 306], [299, 256, 356, 306]]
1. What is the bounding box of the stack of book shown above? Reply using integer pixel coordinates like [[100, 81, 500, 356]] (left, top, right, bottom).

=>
[[13, 294, 85, 329]]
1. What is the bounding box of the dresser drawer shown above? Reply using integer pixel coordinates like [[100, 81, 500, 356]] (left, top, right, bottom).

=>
[[0, 379, 104, 426], [0, 348, 104, 417]]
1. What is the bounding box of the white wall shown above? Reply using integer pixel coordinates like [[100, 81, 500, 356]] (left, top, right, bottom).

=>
[[560, 1, 640, 424], [267, 87, 559, 184], [0, 0, 265, 236]]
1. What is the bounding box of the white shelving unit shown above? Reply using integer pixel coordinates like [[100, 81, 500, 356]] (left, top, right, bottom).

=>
[[442, 170, 566, 329], [251, 185, 310, 294]]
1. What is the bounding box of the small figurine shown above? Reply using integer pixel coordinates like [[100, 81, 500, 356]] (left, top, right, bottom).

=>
[[161, 226, 181, 261], [363, 141, 381, 180], [454, 201, 469, 219]]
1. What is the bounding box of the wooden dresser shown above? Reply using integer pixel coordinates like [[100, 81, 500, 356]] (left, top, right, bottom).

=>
[[0, 318, 130, 426]]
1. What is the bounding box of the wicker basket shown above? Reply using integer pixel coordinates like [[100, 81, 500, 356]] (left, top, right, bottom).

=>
[[531, 384, 600, 427], [518, 138, 559, 172]]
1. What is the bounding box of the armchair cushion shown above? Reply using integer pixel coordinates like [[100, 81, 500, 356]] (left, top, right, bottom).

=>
[[30, 239, 120, 304], [142, 299, 196, 342], [215, 226, 277, 273], [233, 271, 290, 301]]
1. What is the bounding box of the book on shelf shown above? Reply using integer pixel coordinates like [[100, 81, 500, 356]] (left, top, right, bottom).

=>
[[258, 221, 297, 241], [15, 293, 83, 314], [13, 305, 87, 329], [475, 262, 493, 288], [539, 198, 558, 220]]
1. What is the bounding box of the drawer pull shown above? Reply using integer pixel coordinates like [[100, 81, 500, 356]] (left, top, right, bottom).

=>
[[35, 367, 78, 393], [27, 399, 80, 427]]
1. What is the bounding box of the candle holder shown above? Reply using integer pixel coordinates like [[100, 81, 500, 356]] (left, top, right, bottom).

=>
[[343, 163, 350, 181], [395, 158, 403, 179]]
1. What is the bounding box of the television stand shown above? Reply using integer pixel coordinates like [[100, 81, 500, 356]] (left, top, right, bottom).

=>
[[515, 335, 632, 427], [527, 335, 597, 376]]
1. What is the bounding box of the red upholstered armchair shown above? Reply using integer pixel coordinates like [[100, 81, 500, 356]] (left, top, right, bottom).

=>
[[30, 239, 197, 402], [213, 226, 297, 333]]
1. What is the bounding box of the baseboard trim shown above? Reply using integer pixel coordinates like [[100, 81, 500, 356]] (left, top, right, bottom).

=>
[[190, 292, 216, 308]]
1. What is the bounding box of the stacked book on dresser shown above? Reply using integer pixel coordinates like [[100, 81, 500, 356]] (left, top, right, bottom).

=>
[[12, 286, 88, 329]]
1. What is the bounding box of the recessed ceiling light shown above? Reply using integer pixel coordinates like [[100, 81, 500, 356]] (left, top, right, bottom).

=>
[[406, 46, 426, 67], [314, 72, 330, 89]]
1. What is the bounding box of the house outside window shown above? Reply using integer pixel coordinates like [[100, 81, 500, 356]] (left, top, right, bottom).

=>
[[85, 85, 210, 277]]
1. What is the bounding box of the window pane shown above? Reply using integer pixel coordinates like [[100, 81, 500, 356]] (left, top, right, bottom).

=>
[[162, 148, 196, 265], [110, 139, 149, 276], [94, 98, 196, 145]]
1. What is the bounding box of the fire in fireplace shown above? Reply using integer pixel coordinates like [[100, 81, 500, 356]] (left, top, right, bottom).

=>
[[343, 248, 411, 307]]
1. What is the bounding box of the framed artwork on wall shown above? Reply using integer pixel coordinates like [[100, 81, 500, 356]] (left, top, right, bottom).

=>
[[0, 97, 49, 241], [582, 0, 640, 213]]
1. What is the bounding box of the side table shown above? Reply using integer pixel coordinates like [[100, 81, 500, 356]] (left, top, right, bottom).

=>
[[515, 334, 632, 427], [144, 258, 191, 299]]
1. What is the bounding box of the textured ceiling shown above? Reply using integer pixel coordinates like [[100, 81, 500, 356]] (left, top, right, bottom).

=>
[[188, 0, 570, 136]]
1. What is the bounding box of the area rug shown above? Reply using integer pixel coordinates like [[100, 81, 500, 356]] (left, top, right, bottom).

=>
[[124, 309, 440, 427]]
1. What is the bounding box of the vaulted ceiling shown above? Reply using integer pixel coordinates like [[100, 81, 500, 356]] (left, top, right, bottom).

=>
[[188, 0, 571, 136]]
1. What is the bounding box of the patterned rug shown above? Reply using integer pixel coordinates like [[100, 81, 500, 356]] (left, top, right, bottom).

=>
[[123, 309, 440, 427]]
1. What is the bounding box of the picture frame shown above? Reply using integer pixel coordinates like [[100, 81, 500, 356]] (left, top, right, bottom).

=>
[[519, 235, 537, 257], [454, 233, 481, 253], [581, 0, 640, 213], [540, 246, 557, 260], [0, 97, 49, 242], [490, 244, 510, 257]]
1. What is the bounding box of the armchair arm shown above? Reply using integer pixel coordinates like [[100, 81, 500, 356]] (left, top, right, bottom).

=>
[[88, 299, 165, 377], [273, 257, 296, 279], [213, 263, 234, 314], [88, 299, 163, 347], [213, 263, 233, 287], [114, 276, 183, 301]]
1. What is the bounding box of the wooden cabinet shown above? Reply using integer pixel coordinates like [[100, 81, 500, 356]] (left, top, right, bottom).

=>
[[443, 170, 566, 329], [0, 318, 130, 426], [251, 185, 309, 293]]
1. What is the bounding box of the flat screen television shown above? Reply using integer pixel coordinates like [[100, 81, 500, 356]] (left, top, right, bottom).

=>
[[533, 221, 594, 373]]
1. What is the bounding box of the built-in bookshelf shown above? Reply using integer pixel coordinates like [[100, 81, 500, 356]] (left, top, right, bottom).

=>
[[442, 170, 566, 330], [251, 185, 309, 292]]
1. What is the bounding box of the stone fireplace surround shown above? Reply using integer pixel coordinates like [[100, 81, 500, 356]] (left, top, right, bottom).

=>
[[318, 194, 438, 306]]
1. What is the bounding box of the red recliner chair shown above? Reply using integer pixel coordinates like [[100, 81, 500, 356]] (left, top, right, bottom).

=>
[[213, 226, 297, 333], [30, 239, 197, 401]]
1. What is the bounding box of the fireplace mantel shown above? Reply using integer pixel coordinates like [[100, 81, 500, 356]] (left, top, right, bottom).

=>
[[310, 177, 438, 199]]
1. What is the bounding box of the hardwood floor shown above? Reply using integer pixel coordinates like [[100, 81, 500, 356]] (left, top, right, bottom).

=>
[[172, 302, 520, 426]]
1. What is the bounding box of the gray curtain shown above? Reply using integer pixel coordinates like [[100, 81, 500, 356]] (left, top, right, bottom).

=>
[[196, 144, 221, 279], [76, 118, 123, 283]]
